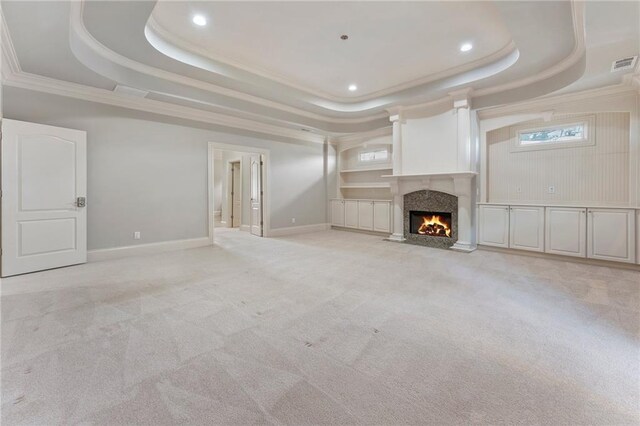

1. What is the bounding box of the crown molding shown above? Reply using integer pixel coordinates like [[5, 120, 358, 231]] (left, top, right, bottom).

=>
[[335, 126, 392, 153], [1, 9, 21, 77], [2, 70, 328, 145], [477, 83, 638, 120]]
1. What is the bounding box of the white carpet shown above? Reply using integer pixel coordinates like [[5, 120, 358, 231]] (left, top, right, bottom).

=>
[[2, 229, 639, 424]]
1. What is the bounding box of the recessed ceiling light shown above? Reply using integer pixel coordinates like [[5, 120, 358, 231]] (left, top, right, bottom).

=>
[[460, 43, 473, 52], [192, 15, 207, 26], [348, 84, 357, 92]]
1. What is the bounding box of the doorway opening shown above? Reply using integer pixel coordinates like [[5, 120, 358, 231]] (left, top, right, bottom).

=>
[[209, 144, 268, 242]]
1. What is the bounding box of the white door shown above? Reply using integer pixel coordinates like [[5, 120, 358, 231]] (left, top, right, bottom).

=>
[[509, 206, 545, 252], [373, 201, 391, 233], [545, 207, 586, 257], [249, 155, 263, 236], [478, 205, 510, 248], [1, 119, 87, 277], [231, 162, 241, 228], [344, 200, 359, 228], [587, 208, 636, 263], [330, 200, 345, 227]]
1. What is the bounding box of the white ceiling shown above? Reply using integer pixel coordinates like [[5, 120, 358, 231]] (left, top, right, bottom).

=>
[[1, 1, 638, 135], [149, 2, 513, 99]]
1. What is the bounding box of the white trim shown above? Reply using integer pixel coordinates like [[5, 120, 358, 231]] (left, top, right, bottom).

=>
[[477, 84, 637, 119], [239, 225, 251, 232], [87, 237, 211, 262], [267, 223, 330, 237]]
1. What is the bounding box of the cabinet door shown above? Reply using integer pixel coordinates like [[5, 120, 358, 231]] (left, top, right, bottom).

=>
[[330, 200, 345, 227], [587, 209, 636, 263], [509, 206, 545, 252], [358, 201, 374, 231], [545, 207, 586, 257], [344, 200, 359, 229], [373, 201, 391, 233], [479, 205, 510, 248]]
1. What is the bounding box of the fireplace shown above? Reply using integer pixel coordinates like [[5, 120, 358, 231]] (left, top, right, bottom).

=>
[[410, 211, 452, 237], [404, 190, 458, 248]]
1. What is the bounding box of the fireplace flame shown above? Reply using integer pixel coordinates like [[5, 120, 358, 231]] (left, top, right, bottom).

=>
[[418, 215, 451, 237]]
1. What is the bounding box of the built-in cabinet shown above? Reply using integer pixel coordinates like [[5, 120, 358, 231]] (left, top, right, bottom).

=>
[[509, 206, 545, 252], [344, 200, 359, 229], [331, 199, 391, 233], [587, 208, 636, 263], [478, 205, 509, 248], [545, 207, 586, 257], [479, 204, 639, 264]]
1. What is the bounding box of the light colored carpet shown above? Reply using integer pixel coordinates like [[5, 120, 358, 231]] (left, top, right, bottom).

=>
[[1, 229, 639, 425]]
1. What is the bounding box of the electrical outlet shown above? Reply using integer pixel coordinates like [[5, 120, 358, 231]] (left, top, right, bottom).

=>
[[548, 186, 556, 194], [133, 231, 141, 240], [291, 218, 296, 224]]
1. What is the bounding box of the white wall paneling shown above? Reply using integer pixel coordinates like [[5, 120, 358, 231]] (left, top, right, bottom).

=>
[[545, 207, 587, 257], [509, 206, 545, 252], [587, 208, 636, 263], [478, 204, 510, 248], [487, 112, 630, 206]]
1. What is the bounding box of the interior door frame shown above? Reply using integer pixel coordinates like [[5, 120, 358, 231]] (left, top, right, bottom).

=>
[[228, 160, 241, 228], [207, 142, 270, 242]]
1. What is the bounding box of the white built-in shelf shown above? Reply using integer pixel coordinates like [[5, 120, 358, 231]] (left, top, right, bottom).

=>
[[381, 171, 478, 179], [340, 166, 392, 173], [340, 183, 391, 189]]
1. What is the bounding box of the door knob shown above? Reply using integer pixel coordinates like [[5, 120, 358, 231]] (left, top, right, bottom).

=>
[[76, 197, 86, 207]]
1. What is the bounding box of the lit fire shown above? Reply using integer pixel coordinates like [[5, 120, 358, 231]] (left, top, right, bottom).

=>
[[418, 215, 451, 237]]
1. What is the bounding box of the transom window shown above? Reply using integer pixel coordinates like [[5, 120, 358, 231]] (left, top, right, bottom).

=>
[[511, 115, 595, 152], [519, 123, 585, 145], [359, 149, 388, 162]]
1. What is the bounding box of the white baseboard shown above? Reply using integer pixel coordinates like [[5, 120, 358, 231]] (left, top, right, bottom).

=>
[[239, 225, 251, 232], [88, 237, 212, 262], [267, 223, 330, 237], [213, 210, 221, 217]]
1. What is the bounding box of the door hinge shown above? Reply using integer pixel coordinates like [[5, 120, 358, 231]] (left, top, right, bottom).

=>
[[260, 221, 264, 226], [260, 161, 264, 166]]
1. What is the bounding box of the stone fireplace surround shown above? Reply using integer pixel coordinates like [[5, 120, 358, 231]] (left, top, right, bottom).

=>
[[385, 171, 477, 252], [404, 190, 458, 249]]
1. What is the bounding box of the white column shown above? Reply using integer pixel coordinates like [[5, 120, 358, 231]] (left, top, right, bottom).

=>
[[454, 98, 471, 172], [388, 181, 405, 242], [451, 176, 476, 252], [390, 114, 403, 175]]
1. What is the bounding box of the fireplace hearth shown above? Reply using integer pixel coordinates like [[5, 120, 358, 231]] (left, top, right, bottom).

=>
[[404, 190, 458, 248]]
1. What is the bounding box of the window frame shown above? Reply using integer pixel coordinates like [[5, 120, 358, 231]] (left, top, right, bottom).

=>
[[510, 115, 595, 153], [358, 148, 389, 163]]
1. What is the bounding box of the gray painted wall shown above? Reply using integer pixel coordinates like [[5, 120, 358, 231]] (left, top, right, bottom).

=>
[[3, 87, 333, 250]]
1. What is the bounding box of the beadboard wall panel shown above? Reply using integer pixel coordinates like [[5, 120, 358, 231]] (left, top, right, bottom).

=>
[[487, 112, 630, 205]]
